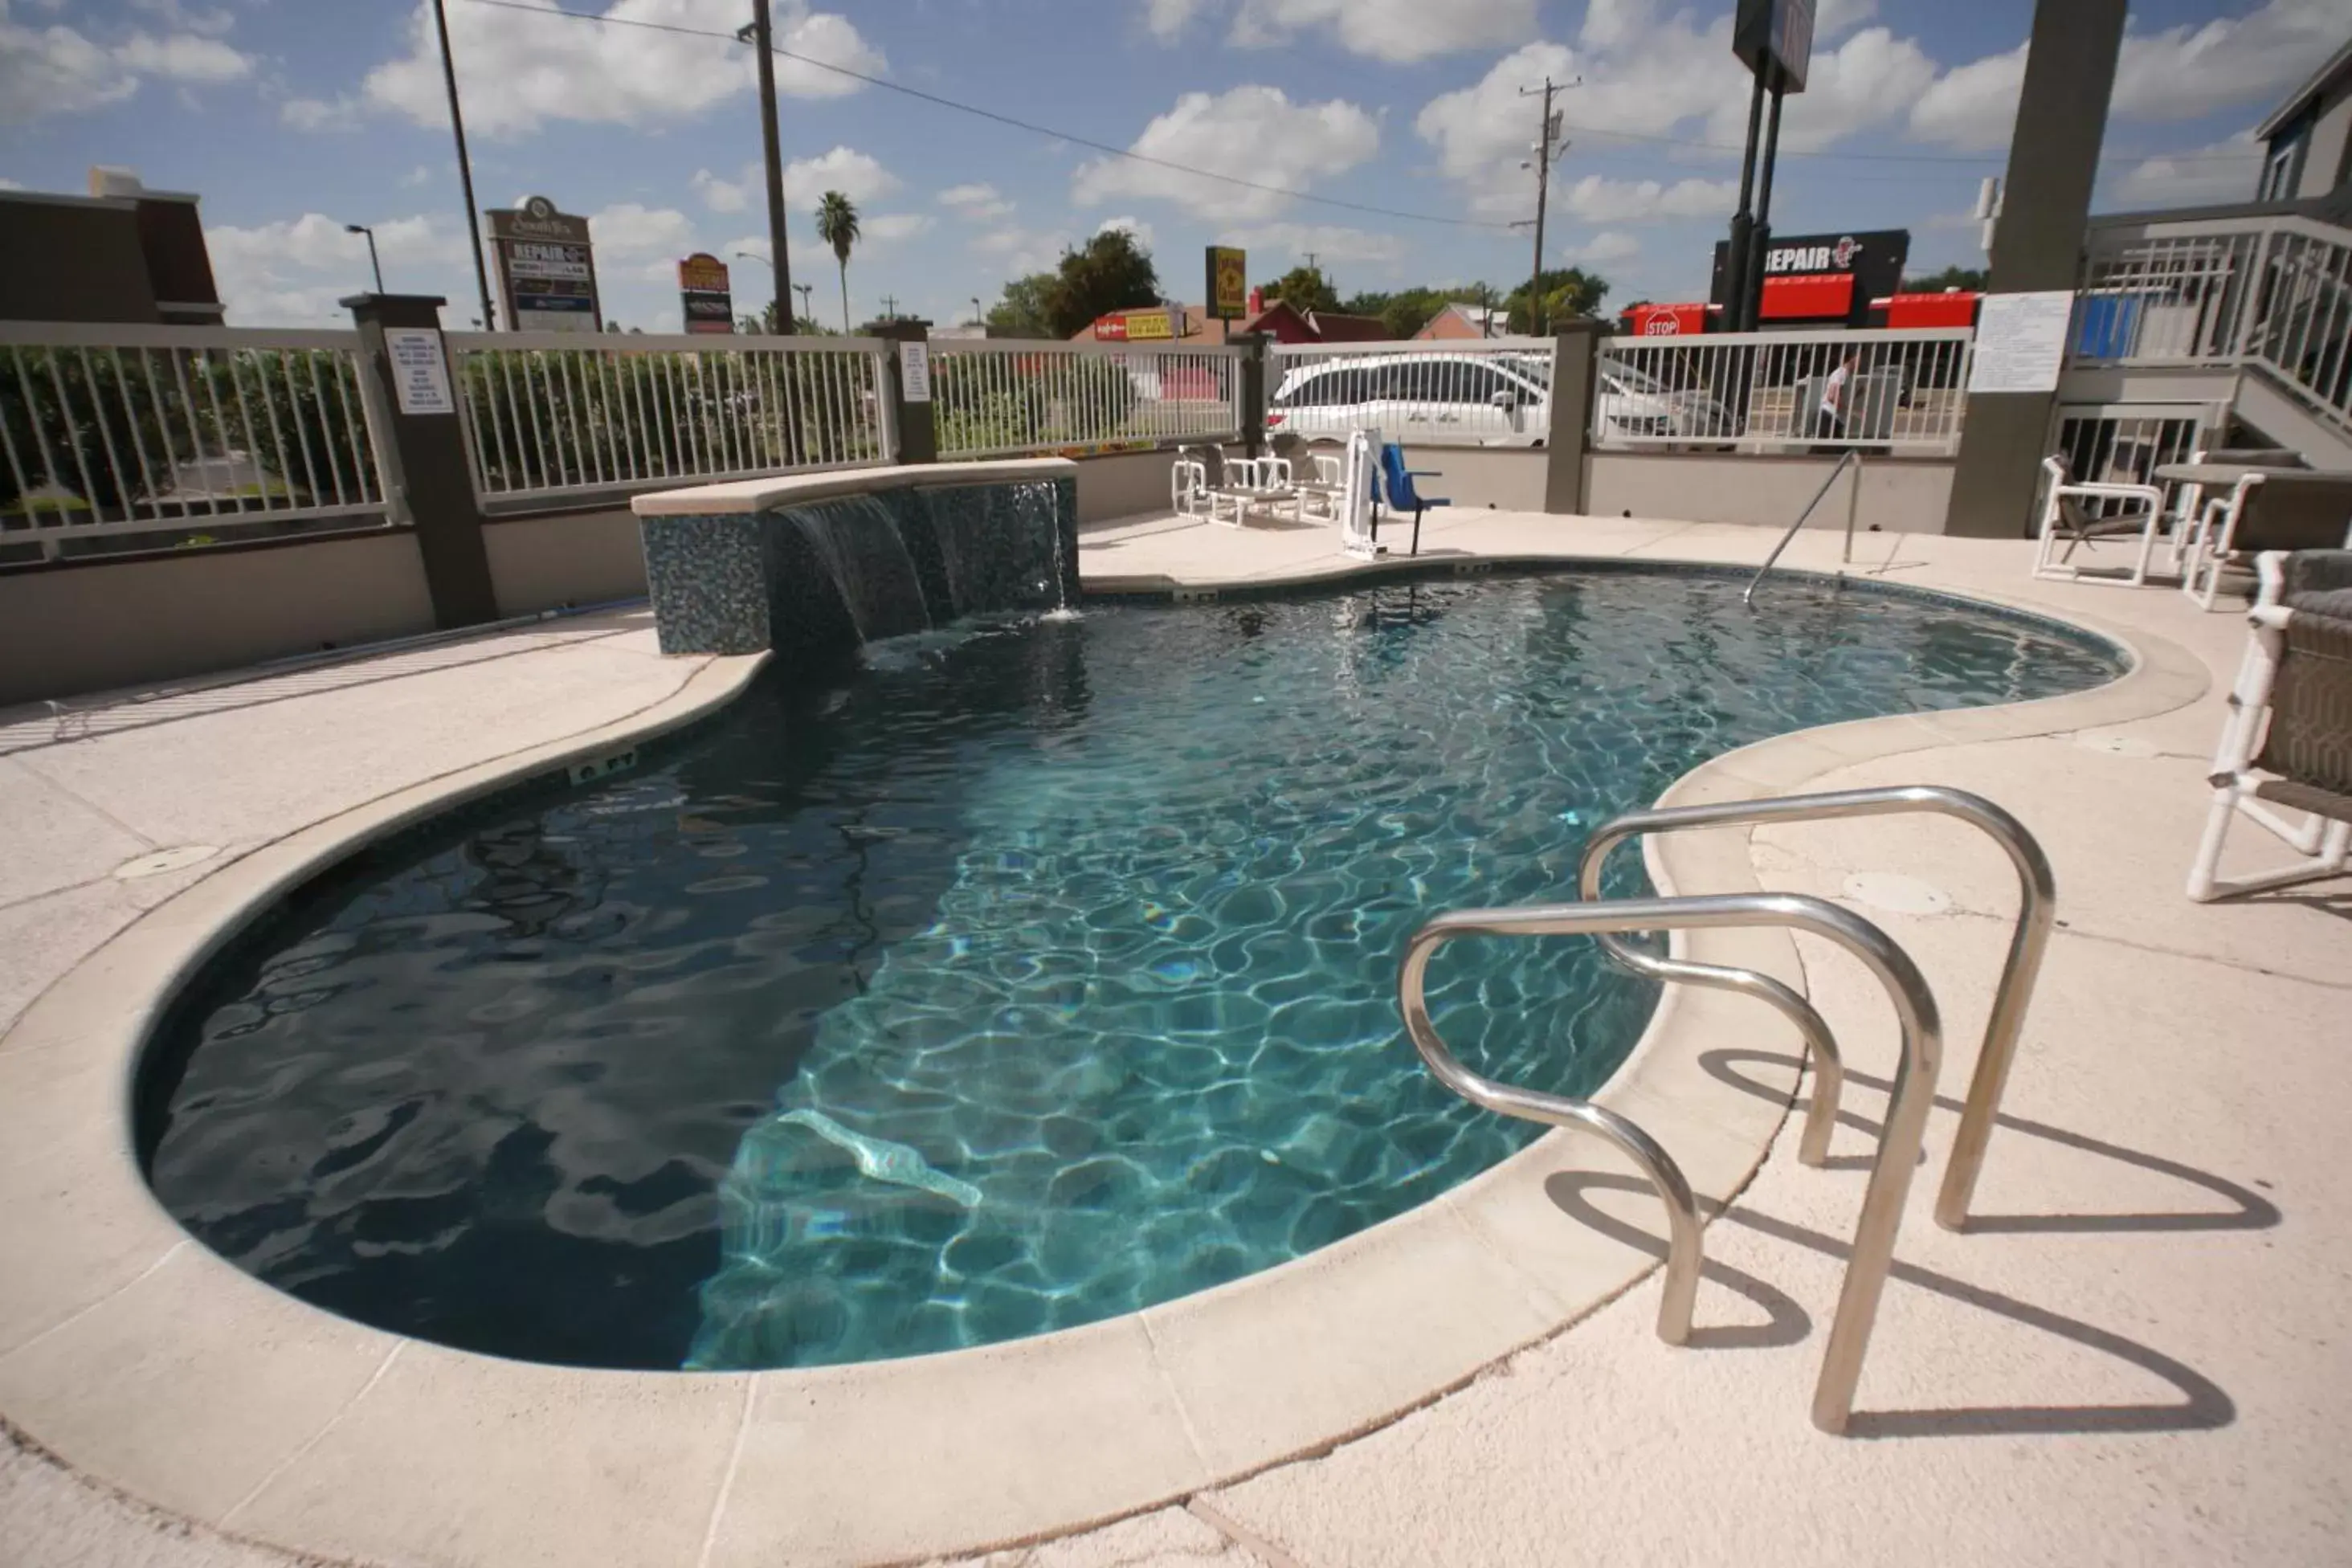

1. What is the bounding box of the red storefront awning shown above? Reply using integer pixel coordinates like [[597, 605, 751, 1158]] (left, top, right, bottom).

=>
[[1880, 291, 1979, 329], [1629, 302, 1712, 336], [1759, 272, 1855, 321]]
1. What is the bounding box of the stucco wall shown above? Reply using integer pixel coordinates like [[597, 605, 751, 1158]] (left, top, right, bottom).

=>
[[0, 531, 437, 708], [484, 508, 650, 615], [1072, 451, 1181, 523], [1585, 451, 1956, 534]]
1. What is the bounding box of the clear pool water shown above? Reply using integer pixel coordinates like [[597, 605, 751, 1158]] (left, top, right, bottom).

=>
[[141, 570, 2120, 1370]]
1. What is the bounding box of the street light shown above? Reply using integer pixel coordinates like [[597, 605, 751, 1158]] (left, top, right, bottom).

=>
[[792, 282, 814, 326], [970, 295, 983, 327], [345, 223, 384, 294]]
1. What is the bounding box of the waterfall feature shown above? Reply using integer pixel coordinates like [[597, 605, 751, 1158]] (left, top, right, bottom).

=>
[[636, 471, 1080, 659], [781, 495, 933, 643]]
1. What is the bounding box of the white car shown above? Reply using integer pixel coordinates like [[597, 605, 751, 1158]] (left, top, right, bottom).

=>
[[1268, 353, 1729, 447]]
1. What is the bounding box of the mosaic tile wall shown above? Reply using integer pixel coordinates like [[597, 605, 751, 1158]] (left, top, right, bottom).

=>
[[639, 476, 1080, 659]]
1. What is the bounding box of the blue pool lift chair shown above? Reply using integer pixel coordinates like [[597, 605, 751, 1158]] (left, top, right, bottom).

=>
[[1376, 443, 1448, 557]]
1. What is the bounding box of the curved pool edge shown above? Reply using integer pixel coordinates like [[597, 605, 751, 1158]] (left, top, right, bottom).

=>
[[0, 561, 2205, 1568]]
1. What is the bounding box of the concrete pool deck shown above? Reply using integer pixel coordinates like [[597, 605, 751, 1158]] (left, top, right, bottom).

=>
[[1, 506, 2345, 1566]]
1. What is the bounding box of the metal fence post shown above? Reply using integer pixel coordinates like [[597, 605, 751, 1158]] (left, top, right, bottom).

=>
[[870, 319, 933, 464], [341, 292, 500, 627], [1544, 321, 1601, 514], [1237, 331, 1269, 457]]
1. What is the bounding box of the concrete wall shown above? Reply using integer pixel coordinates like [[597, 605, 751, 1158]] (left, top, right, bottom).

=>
[[1586, 451, 1956, 534], [0, 532, 436, 708], [484, 508, 649, 615], [1397, 445, 1547, 512], [1072, 451, 1178, 523]]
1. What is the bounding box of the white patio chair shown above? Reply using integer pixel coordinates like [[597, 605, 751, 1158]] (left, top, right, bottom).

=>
[[2031, 456, 2165, 587], [2187, 549, 2352, 900]]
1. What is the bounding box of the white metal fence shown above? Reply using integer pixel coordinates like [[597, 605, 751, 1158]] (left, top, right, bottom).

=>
[[2077, 214, 2352, 435], [928, 338, 1241, 459], [446, 331, 892, 504], [0, 322, 386, 557], [1269, 337, 1556, 447], [1595, 328, 1974, 455]]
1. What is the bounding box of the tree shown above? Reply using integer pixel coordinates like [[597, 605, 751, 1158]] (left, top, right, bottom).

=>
[[986, 272, 1056, 337], [1264, 264, 1339, 316], [1901, 264, 1989, 293], [815, 191, 860, 333], [1042, 229, 1160, 338], [1504, 267, 1609, 334], [1343, 285, 1491, 340]]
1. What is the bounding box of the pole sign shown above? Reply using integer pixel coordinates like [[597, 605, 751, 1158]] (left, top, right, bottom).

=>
[[1206, 246, 1247, 321], [485, 195, 601, 333], [677, 252, 734, 335], [1733, 0, 1814, 92]]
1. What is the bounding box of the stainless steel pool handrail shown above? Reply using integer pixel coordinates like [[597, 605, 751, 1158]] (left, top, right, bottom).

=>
[[1577, 784, 2054, 1232], [1399, 891, 1943, 1434], [1745, 447, 1861, 604]]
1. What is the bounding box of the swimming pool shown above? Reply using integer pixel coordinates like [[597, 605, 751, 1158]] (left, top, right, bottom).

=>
[[139, 568, 2121, 1371]]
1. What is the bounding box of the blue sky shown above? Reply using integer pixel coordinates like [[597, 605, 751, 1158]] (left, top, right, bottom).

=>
[[1, 0, 2339, 332]]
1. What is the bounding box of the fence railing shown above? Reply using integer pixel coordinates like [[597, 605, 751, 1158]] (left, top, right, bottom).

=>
[[0, 321, 386, 557], [445, 331, 892, 505], [2076, 214, 2352, 436], [927, 338, 1242, 459], [1269, 337, 1557, 446], [1595, 328, 1974, 455]]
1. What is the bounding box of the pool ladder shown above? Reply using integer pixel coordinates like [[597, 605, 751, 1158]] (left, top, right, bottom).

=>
[[1397, 785, 2052, 1435]]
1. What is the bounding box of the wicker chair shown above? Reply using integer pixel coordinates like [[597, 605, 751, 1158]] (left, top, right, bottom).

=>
[[2188, 549, 2352, 900]]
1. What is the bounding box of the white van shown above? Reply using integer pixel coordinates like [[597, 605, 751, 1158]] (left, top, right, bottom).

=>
[[1268, 353, 1730, 447]]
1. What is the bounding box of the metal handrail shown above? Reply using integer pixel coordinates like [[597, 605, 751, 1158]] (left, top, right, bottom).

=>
[[1578, 784, 2055, 1231], [1400, 891, 1941, 1435], [1745, 447, 1861, 604]]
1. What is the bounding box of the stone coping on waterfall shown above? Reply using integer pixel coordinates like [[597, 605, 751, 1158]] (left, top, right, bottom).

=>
[[630, 457, 1080, 517], [0, 537, 2213, 1567]]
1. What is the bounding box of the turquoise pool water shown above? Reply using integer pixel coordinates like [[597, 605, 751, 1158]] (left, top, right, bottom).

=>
[[141, 569, 2121, 1370]]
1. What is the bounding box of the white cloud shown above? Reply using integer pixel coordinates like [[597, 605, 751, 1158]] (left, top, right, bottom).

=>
[[206, 212, 472, 325], [1417, 42, 1588, 218], [0, 177, 22, 190], [398, 164, 433, 189], [691, 165, 754, 213], [1142, 0, 1213, 40], [937, 182, 1014, 221], [2110, 0, 2346, 124], [1813, 0, 1877, 43], [862, 212, 933, 243], [1229, 0, 1536, 63], [0, 2, 255, 121], [2112, 132, 2264, 209], [1072, 85, 1378, 220], [0, 11, 133, 120], [1557, 174, 1736, 223], [1775, 27, 1938, 153], [280, 94, 361, 132], [1905, 42, 2024, 151], [1095, 214, 1156, 249], [970, 226, 1067, 278], [361, 0, 882, 137], [112, 28, 248, 83], [1565, 230, 1640, 265], [586, 202, 697, 259], [1217, 221, 1403, 265], [782, 145, 897, 206]]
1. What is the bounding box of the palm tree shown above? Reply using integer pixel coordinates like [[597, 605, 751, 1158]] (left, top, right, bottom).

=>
[[815, 191, 860, 333]]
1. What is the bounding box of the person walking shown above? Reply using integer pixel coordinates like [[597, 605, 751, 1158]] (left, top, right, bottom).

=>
[[1814, 348, 1860, 443]]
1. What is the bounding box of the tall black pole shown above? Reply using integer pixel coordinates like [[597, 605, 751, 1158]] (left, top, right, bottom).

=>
[[750, 0, 795, 337], [1724, 71, 1766, 333], [432, 0, 497, 330], [1742, 69, 1786, 333]]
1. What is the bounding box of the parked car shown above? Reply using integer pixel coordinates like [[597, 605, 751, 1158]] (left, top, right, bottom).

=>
[[1268, 352, 1729, 447]]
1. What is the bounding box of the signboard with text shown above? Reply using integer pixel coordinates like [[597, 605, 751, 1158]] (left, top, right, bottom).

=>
[[487, 195, 601, 333], [1733, 0, 1814, 92], [1094, 309, 1175, 341], [1206, 246, 1247, 321], [1709, 228, 1907, 328], [677, 252, 734, 335]]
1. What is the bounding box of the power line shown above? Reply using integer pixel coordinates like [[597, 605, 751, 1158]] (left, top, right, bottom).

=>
[[457, 0, 1515, 231]]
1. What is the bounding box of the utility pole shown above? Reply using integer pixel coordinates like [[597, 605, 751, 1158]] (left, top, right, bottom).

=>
[[1516, 77, 1572, 336], [880, 294, 900, 320], [744, 1, 795, 338], [431, 0, 496, 331]]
